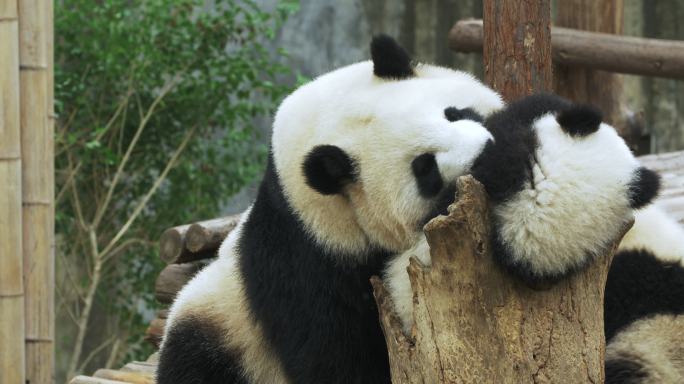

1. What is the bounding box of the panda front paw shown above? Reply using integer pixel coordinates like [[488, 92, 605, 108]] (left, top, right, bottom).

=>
[[473, 94, 660, 284]]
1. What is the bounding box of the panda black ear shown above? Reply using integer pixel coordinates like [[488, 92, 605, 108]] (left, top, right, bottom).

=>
[[556, 104, 603, 137], [370, 35, 414, 79], [303, 145, 357, 195], [628, 167, 661, 209]]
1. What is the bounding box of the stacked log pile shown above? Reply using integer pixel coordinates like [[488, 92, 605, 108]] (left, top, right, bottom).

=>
[[145, 214, 241, 347]]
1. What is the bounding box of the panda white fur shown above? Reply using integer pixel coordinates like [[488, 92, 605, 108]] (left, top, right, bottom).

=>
[[385, 93, 661, 333], [158, 35, 503, 383], [157, 36, 674, 383], [604, 205, 684, 384]]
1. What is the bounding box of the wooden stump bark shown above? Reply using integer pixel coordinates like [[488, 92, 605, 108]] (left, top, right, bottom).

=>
[[371, 176, 630, 383]]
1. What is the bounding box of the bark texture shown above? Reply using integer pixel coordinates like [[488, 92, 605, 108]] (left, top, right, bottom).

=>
[[554, 0, 626, 142], [449, 19, 684, 80], [483, 0, 552, 100], [372, 176, 629, 383]]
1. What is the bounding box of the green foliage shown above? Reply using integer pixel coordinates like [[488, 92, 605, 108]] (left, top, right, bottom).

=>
[[55, 0, 297, 377]]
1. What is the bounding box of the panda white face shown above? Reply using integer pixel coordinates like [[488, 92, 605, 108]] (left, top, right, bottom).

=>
[[272, 37, 502, 258], [472, 94, 661, 282]]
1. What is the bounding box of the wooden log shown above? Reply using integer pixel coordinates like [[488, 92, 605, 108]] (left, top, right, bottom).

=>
[[159, 224, 191, 264], [185, 214, 240, 253], [144, 318, 166, 349], [93, 369, 153, 384], [157, 309, 169, 319], [159, 224, 215, 264], [18, 0, 54, 381], [69, 376, 128, 384], [155, 261, 208, 304], [371, 176, 627, 383], [0, 2, 25, 383], [638, 150, 684, 224], [119, 361, 157, 375], [160, 215, 240, 263], [449, 19, 684, 80], [483, 0, 552, 100]]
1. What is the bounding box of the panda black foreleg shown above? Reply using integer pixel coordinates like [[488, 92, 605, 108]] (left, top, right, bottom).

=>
[[157, 317, 249, 384]]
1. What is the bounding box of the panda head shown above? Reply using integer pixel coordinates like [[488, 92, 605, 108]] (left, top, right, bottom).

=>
[[472, 94, 662, 282], [271, 35, 503, 258]]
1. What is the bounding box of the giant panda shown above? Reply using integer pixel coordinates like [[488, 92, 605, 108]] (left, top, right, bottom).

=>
[[157, 35, 670, 384], [157, 35, 504, 384], [385, 93, 661, 333], [603, 204, 684, 384]]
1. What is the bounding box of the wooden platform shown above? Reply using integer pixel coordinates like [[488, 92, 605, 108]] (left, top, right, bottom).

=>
[[69, 354, 158, 384], [638, 150, 684, 224]]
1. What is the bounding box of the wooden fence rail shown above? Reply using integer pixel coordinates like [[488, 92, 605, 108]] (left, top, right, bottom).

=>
[[450, 19, 684, 79]]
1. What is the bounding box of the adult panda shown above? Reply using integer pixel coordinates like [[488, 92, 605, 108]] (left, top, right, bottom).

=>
[[157, 36, 666, 383], [157, 35, 505, 384]]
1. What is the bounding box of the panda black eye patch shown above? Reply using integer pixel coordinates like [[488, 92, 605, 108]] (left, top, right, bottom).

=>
[[444, 107, 484, 123], [412, 153, 443, 198]]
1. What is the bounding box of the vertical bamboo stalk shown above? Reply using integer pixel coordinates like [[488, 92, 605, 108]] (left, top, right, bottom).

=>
[[18, 0, 54, 382], [483, 0, 553, 100], [0, 0, 26, 383]]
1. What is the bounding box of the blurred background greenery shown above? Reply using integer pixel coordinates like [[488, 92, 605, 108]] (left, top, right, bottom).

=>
[[55, 0, 297, 380]]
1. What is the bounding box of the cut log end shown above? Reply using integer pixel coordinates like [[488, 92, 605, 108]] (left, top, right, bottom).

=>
[[159, 227, 186, 264], [185, 214, 240, 253]]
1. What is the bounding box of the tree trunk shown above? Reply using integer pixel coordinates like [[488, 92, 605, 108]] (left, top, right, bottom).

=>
[[371, 176, 629, 383], [554, 0, 626, 142], [483, 0, 552, 100]]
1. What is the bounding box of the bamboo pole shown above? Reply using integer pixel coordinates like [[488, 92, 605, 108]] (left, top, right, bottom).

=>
[[0, 0, 26, 383], [18, 0, 54, 382]]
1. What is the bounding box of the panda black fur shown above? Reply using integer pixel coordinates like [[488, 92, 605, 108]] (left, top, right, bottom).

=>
[[604, 205, 684, 384], [472, 94, 660, 283], [158, 35, 680, 384], [158, 35, 504, 383], [385, 93, 662, 333]]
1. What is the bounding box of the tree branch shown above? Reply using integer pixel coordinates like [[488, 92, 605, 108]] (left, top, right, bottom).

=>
[[98, 124, 197, 260], [92, 76, 180, 229]]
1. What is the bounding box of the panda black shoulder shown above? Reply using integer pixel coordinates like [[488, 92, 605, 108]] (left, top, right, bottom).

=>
[[605, 249, 684, 341], [157, 316, 249, 383], [237, 153, 392, 383]]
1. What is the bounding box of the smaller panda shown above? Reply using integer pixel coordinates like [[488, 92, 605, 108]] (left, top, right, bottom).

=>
[[471, 94, 660, 283], [386, 93, 661, 333]]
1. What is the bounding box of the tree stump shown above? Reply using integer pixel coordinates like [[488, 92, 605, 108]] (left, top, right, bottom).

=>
[[371, 176, 630, 383]]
